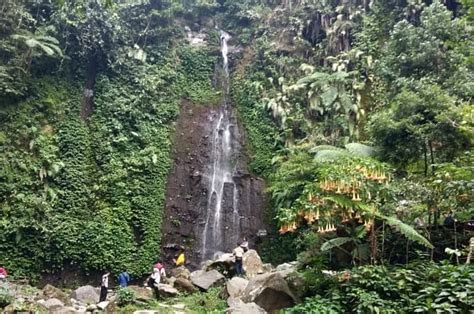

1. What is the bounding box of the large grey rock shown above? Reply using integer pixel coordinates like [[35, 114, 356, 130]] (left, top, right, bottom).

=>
[[70, 285, 99, 304], [128, 285, 153, 302], [226, 277, 248, 298], [242, 250, 263, 278], [42, 284, 70, 305], [275, 262, 300, 280], [262, 263, 273, 273], [174, 277, 198, 293], [242, 272, 298, 312], [97, 301, 109, 310], [158, 284, 179, 297], [190, 269, 204, 280], [44, 298, 64, 310], [227, 296, 242, 308], [190, 269, 225, 291], [207, 253, 235, 276], [227, 301, 267, 314], [275, 261, 298, 273], [283, 271, 307, 299]]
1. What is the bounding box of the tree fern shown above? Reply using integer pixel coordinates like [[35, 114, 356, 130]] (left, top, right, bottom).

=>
[[378, 214, 433, 249]]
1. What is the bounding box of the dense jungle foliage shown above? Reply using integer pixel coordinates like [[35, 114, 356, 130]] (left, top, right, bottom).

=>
[[1, 0, 473, 312]]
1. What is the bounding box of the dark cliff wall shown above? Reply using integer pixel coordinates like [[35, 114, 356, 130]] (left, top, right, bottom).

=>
[[161, 100, 267, 270]]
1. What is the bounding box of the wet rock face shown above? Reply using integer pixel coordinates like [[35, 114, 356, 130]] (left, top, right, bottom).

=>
[[162, 100, 268, 269]]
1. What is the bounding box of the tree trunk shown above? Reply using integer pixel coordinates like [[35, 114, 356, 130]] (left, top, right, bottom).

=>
[[454, 220, 459, 265], [429, 140, 435, 174], [80, 56, 98, 120], [423, 143, 428, 177], [370, 223, 377, 264]]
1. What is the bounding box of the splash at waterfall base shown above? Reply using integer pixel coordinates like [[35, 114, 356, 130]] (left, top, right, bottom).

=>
[[161, 100, 268, 270]]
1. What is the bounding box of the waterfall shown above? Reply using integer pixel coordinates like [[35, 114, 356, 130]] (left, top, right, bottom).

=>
[[201, 30, 240, 261]]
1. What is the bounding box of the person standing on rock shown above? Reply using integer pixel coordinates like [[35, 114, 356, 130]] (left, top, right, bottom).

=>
[[0, 266, 7, 280], [100, 271, 110, 302], [118, 270, 130, 288], [148, 267, 161, 300], [241, 237, 249, 253], [233, 243, 245, 276]]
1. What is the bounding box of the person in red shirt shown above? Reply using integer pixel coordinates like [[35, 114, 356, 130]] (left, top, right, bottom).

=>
[[0, 267, 7, 280]]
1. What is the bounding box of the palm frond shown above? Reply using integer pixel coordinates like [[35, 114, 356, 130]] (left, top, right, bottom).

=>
[[321, 237, 353, 251], [379, 214, 433, 248]]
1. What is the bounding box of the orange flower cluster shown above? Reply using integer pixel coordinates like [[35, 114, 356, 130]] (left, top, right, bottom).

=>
[[317, 223, 336, 233], [364, 218, 374, 231], [279, 221, 297, 234], [320, 180, 360, 194], [355, 166, 388, 182]]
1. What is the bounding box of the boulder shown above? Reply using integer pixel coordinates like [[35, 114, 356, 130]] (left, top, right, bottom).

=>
[[171, 266, 191, 280], [133, 311, 160, 314], [86, 304, 97, 311], [190, 270, 225, 291], [44, 298, 64, 310], [128, 285, 153, 302], [42, 284, 71, 305], [70, 285, 99, 304], [275, 261, 298, 273], [190, 269, 204, 280], [227, 296, 242, 308], [51, 306, 82, 314], [206, 253, 235, 276], [158, 284, 179, 297], [227, 301, 267, 314], [283, 271, 307, 299], [97, 301, 109, 310], [174, 277, 198, 293], [242, 272, 298, 312], [164, 276, 176, 287], [226, 277, 248, 299], [262, 263, 273, 273], [242, 250, 263, 278]]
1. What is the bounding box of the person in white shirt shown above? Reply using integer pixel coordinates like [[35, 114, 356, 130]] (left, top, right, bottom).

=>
[[148, 268, 161, 299], [240, 237, 249, 252], [233, 244, 244, 276], [100, 271, 110, 302]]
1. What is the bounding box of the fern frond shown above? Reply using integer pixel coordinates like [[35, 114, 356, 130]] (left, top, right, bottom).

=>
[[379, 214, 433, 248], [321, 237, 353, 252]]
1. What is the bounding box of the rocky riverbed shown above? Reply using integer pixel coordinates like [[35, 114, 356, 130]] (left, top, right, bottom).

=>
[[1, 250, 308, 314]]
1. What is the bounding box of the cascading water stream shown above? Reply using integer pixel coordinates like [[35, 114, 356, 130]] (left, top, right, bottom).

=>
[[201, 30, 240, 261]]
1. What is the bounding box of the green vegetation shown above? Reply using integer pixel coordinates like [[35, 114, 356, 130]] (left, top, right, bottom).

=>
[[118, 288, 226, 314], [287, 262, 474, 313], [0, 0, 219, 279], [1, 0, 473, 313]]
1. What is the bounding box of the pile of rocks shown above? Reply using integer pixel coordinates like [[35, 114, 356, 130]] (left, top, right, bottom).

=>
[[2, 250, 304, 314], [2, 283, 114, 314]]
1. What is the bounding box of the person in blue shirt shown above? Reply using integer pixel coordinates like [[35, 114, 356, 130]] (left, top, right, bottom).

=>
[[118, 270, 130, 288]]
